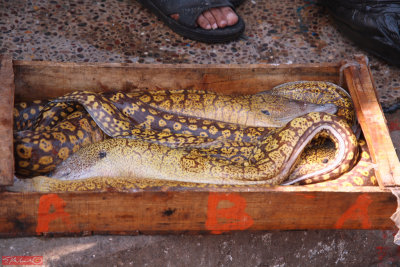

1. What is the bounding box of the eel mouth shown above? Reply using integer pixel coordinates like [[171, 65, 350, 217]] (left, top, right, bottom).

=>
[[266, 103, 338, 126]]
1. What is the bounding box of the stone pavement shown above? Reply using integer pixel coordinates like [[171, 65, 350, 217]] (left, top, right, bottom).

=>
[[1, 0, 400, 266]]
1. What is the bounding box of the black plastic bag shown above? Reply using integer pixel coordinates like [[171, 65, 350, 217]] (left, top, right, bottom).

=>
[[319, 0, 400, 66]]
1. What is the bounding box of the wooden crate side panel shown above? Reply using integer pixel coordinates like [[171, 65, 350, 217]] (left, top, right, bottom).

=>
[[4, 58, 396, 236], [0, 189, 395, 237], [345, 55, 400, 188], [13, 61, 341, 101], [0, 56, 15, 186]]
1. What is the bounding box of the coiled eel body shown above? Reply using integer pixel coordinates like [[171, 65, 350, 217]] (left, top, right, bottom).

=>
[[10, 81, 370, 192], [50, 112, 358, 186]]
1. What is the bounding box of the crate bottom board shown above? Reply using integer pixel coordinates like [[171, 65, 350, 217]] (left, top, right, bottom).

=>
[[0, 187, 396, 237]]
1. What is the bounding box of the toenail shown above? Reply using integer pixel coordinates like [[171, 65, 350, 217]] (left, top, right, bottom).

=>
[[226, 13, 238, 23]]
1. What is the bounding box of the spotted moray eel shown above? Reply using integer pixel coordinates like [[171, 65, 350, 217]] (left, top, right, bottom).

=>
[[11, 112, 358, 192], [14, 81, 340, 177], [10, 81, 370, 192]]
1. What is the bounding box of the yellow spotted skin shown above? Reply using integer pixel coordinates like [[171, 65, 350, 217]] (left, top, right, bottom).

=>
[[14, 103, 105, 177], [11, 81, 376, 191], [11, 176, 277, 193], [54, 90, 275, 146], [118, 88, 338, 127], [14, 139, 375, 193], [269, 81, 355, 125], [47, 112, 358, 187], [302, 140, 377, 187], [14, 100, 46, 131]]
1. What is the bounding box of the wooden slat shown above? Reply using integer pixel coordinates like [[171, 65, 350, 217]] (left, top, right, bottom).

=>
[[0, 55, 14, 186], [13, 61, 341, 102], [1, 57, 397, 236], [344, 55, 400, 188], [0, 187, 395, 237]]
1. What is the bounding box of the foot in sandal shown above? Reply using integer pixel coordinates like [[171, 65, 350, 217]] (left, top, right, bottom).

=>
[[137, 0, 246, 43], [171, 6, 239, 30]]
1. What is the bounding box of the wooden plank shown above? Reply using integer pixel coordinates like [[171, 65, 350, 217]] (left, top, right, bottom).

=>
[[0, 187, 395, 237], [13, 61, 341, 102], [2, 57, 396, 236], [0, 55, 14, 186], [344, 55, 400, 188]]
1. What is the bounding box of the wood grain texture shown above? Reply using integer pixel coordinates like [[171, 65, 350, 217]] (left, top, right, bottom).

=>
[[0, 55, 14, 186], [0, 187, 395, 237], [1, 56, 397, 236], [344, 55, 400, 188], [13, 60, 341, 101]]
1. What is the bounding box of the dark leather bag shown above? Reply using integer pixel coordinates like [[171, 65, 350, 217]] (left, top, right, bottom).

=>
[[320, 0, 400, 66]]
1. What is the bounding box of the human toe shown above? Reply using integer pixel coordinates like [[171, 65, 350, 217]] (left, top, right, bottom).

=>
[[220, 7, 238, 26]]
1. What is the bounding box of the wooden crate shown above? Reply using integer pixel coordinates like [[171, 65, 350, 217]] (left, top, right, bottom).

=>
[[1, 55, 399, 237]]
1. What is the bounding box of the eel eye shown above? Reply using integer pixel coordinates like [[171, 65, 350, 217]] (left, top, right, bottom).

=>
[[99, 151, 107, 159], [323, 158, 329, 164], [262, 110, 271, 115]]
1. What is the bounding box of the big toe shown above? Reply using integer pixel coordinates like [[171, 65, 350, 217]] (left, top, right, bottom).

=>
[[221, 7, 238, 26], [174, 7, 238, 30]]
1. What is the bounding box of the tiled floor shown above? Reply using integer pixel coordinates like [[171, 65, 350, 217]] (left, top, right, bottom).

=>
[[1, 0, 400, 266], [2, 0, 400, 109]]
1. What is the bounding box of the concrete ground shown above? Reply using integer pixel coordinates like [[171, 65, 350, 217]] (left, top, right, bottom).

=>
[[1, 231, 400, 266], [1, 0, 400, 266]]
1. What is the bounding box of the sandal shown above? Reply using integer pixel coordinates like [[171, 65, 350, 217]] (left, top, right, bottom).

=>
[[137, 0, 245, 43], [231, 0, 245, 7]]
